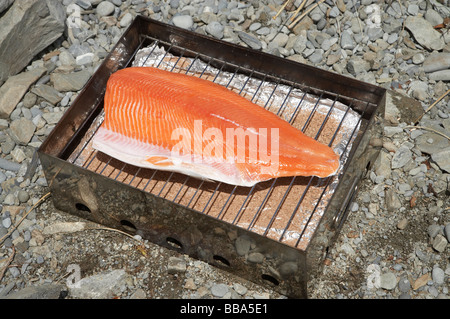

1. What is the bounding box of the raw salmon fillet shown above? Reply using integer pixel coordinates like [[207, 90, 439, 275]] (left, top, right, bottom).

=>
[[92, 67, 340, 187]]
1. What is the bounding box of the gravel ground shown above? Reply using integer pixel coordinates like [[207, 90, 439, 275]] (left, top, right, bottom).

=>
[[0, 0, 449, 300]]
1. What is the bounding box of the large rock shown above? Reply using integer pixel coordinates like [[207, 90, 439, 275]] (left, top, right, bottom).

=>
[[0, 0, 66, 82], [4, 283, 65, 299], [404, 16, 445, 51], [0, 0, 14, 14], [0, 67, 46, 119], [68, 269, 129, 299], [423, 53, 450, 73], [431, 148, 450, 173], [9, 117, 36, 145], [50, 70, 91, 92]]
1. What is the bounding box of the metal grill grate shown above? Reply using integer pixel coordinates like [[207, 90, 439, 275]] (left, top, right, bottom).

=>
[[67, 34, 373, 250]]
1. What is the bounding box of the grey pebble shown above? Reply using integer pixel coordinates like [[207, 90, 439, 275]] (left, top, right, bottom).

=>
[[416, 249, 429, 262], [9, 118, 36, 145], [432, 235, 447, 253], [438, 110, 449, 119], [380, 272, 397, 290], [412, 53, 425, 65], [391, 146, 412, 169], [96, 1, 116, 17], [247, 252, 264, 263], [2, 217, 11, 229], [24, 230, 31, 242], [309, 49, 324, 64], [428, 286, 439, 298], [347, 58, 370, 77], [407, 4, 419, 15], [384, 126, 403, 137], [432, 267, 445, 285], [393, 264, 403, 271], [22, 108, 32, 120], [249, 22, 261, 31], [58, 50, 76, 66], [256, 27, 270, 36], [205, 21, 224, 39], [428, 224, 441, 238], [398, 183, 411, 193], [329, 6, 340, 18], [398, 277, 411, 293], [232, 283, 247, 296], [398, 292, 411, 299], [0, 171, 7, 183], [385, 188, 402, 212], [22, 92, 37, 108], [60, 94, 71, 107], [444, 224, 450, 242], [76, 0, 92, 10], [169, 0, 179, 9], [387, 33, 398, 44], [431, 148, 450, 173], [18, 190, 29, 203], [167, 256, 186, 274], [119, 12, 133, 28], [9, 267, 20, 278], [429, 70, 450, 82], [36, 255, 45, 264], [423, 53, 450, 73], [350, 202, 359, 212], [36, 178, 48, 187], [172, 15, 193, 29], [76, 53, 94, 66], [424, 9, 443, 26], [367, 27, 384, 41], [237, 31, 262, 50], [211, 283, 229, 298], [340, 30, 355, 50]]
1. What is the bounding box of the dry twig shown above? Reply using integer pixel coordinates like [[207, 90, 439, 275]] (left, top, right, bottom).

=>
[[273, 0, 293, 20], [289, 0, 326, 29], [85, 225, 145, 244], [0, 246, 15, 282], [404, 125, 450, 141], [414, 88, 450, 124], [290, 0, 307, 21], [0, 192, 51, 245]]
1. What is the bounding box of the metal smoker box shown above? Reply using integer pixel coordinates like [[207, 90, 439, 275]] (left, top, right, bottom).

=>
[[38, 16, 386, 298]]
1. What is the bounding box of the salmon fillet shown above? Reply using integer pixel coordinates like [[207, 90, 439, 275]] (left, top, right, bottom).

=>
[[92, 67, 340, 187]]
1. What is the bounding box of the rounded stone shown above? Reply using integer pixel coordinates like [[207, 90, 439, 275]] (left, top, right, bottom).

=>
[[432, 267, 445, 285], [380, 272, 397, 290], [2, 217, 11, 229], [96, 1, 115, 17], [398, 277, 411, 293], [172, 15, 193, 29], [247, 252, 264, 263], [211, 283, 229, 298], [18, 190, 30, 203]]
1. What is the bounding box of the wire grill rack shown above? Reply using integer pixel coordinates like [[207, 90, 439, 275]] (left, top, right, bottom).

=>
[[67, 34, 372, 250]]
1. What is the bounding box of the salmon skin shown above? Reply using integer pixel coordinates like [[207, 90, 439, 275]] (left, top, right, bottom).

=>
[[92, 67, 340, 187]]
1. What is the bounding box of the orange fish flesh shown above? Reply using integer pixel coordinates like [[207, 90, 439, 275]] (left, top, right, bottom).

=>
[[92, 67, 340, 187]]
